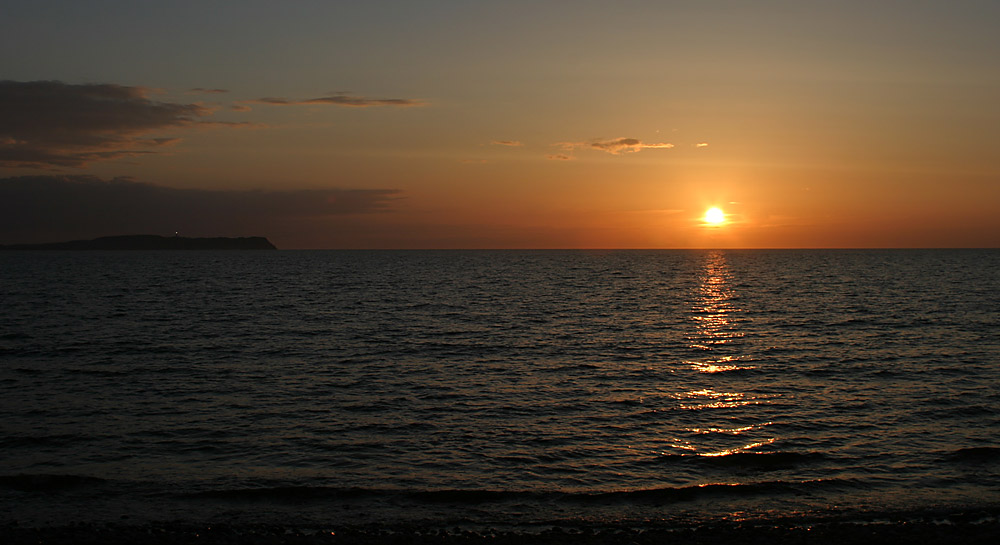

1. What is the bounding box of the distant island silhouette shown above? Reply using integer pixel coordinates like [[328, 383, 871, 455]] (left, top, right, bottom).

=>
[[0, 235, 277, 251]]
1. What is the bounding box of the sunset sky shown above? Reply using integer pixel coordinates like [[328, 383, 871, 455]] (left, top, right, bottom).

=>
[[2, 1, 998, 248]]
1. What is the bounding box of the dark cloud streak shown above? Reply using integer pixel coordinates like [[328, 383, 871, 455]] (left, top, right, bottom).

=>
[[250, 93, 425, 108], [0, 80, 213, 168], [0, 176, 401, 244], [188, 88, 230, 94]]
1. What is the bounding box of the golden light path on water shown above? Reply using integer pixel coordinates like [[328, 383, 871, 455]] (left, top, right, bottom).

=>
[[674, 251, 777, 460]]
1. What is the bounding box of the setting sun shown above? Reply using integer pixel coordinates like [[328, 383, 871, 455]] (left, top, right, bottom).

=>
[[703, 207, 726, 225]]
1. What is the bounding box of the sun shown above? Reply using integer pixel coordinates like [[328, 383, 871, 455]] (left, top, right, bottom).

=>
[[703, 207, 726, 225]]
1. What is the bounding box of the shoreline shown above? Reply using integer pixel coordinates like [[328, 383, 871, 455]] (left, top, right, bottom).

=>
[[6, 508, 1000, 545], [6, 518, 1000, 545]]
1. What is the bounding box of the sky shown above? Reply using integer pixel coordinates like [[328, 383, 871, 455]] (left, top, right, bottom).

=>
[[2, 0, 998, 248]]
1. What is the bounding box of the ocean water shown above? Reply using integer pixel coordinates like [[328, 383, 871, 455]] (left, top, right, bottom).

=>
[[1, 249, 999, 528]]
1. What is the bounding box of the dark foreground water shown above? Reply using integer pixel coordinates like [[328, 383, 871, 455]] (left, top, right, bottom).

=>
[[1, 249, 998, 531]]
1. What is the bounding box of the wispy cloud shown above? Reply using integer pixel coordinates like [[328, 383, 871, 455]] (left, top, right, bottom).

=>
[[695, 142, 709, 148], [248, 93, 426, 108], [491, 140, 523, 147], [0, 80, 216, 168], [188, 88, 230, 94], [546, 154, 574, 161], [558, 137, 675, 156], [0, 175, 401, 244]]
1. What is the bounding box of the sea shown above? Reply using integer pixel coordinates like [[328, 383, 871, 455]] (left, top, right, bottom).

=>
[[2, 249, 999, 530]]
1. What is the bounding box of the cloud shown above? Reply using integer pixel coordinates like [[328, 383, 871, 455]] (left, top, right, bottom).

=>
[[248, 93, 425, 108], [590, 138, 674, 155], [546, 154, 574, 161], [557, 137, 675, 156], [491, 140, 523, 147], [188, 88, 229, 94], [0, 175, 401, 244], [0, 80, 214, 168], [695, 142, 709, 148]]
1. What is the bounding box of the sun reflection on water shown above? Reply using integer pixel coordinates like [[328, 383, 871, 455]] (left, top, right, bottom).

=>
[[673, 388, 778, 411], [700, 438, 777, 457], [686, 423, 773, 435], [674, 250, 776, 460], [687, 251, 753, 372]]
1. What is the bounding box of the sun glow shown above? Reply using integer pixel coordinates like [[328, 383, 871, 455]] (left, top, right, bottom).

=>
[[703, 207, 726, 225]]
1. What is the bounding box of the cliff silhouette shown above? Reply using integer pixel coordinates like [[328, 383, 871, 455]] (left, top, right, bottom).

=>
[[0, 235, 277, 251]]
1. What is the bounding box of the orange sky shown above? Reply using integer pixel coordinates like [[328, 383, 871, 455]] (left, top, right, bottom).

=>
[[1, 1, 998, 248]]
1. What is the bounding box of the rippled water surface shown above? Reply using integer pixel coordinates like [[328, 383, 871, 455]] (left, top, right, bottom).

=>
[[2, 250, 999, 526]]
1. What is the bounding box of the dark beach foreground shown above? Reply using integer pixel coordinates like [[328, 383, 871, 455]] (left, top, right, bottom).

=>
[[6, 509, 1000, 545]]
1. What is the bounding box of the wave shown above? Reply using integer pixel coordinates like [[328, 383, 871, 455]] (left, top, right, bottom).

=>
[[566, 479, 855, 504], [0, 474, 107, 492], [915, 404, 999, 419], [649, 451, 827, 470], [65, 367, 129, 377], [182, 478, 858, 506], [11, 367, 46, 374], [1, 433, 99, 448], [945, 447, 1000, 463], [188, 486, 381, 501], [696, 451, 827, 469]]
